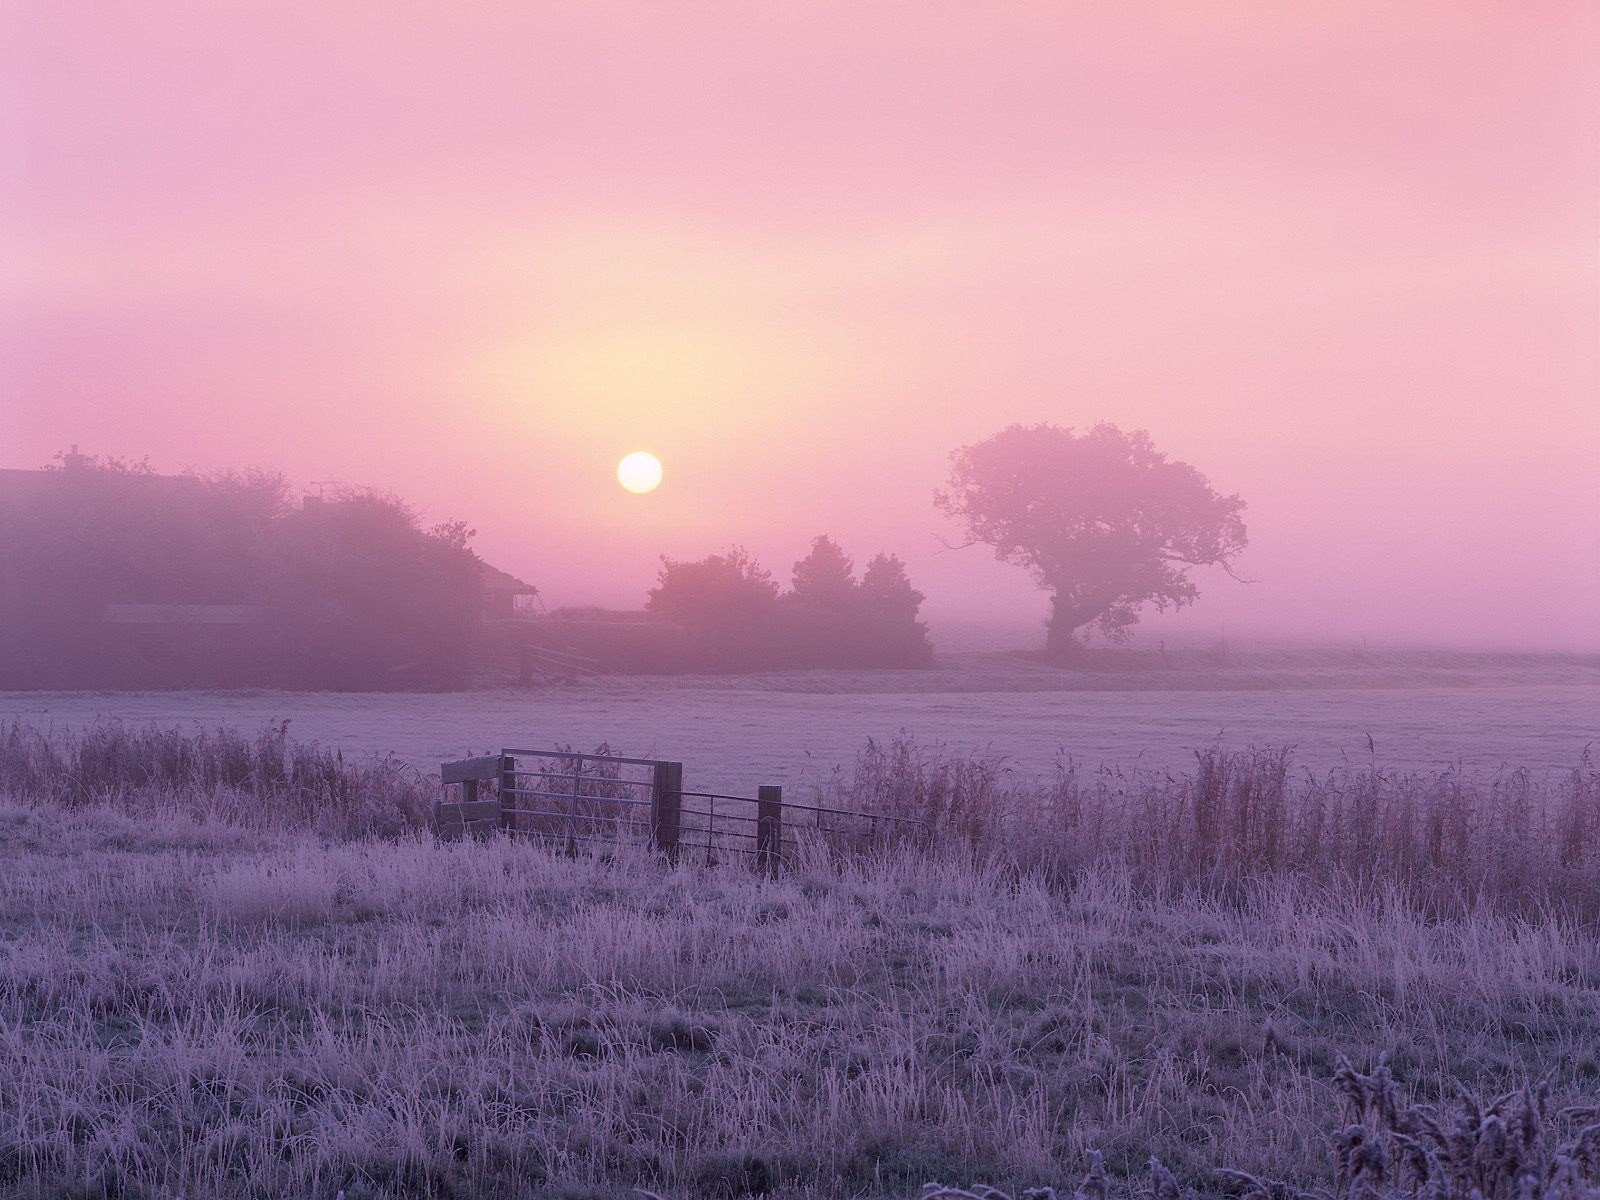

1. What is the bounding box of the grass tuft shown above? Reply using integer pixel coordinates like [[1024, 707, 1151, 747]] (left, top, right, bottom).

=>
[[838, 738, 1600, 920], [0, 719, 430, 837]]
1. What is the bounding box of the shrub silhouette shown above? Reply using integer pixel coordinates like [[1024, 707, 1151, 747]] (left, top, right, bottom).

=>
[[646, 547, 781, 671], [782, 535, 865, 668], [0, 457, 288, 686], [263, 488, 484, 689], [0, 457, 482, 688], [859, 552, 934, 667], [646, 537, 931, 670]]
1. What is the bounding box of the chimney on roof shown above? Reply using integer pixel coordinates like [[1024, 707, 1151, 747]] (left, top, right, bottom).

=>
[[62, 444, 88, 471]]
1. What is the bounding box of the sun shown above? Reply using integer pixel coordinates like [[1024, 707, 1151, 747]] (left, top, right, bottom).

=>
[[616, 451, 663, 494]]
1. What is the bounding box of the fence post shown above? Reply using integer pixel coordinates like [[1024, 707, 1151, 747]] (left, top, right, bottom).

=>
[[651, 760, 682, 860], [498, 753, 516, 832], [756, 785, 782, 874]]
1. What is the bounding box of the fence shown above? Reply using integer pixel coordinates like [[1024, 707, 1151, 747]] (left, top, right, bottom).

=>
[[515, 645, 600, 685], [434, 746, 920, 869]]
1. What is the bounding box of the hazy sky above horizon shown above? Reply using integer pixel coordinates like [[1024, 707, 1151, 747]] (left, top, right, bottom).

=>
[[4, 3, 1596, 650]]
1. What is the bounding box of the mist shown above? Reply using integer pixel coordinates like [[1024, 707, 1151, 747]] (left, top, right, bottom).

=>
[[4, 3, 1595, 652]]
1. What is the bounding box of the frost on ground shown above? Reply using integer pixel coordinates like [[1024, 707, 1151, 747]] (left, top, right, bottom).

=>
[[3, 649, 1597, 794], [2, 769, 1599, 1198]]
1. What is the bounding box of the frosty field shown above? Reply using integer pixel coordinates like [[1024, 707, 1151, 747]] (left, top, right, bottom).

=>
[[3, 651, 1595, 795], [4, 656, 1600, 1199], [4, 717, 1600, 1200]]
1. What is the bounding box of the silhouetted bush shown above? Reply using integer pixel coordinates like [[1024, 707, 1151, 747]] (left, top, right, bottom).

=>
[[858, 551, 935, 667], [781, 535, 862, 667], [0, 457, 483, 689], [263, 488, 483, 689], [645, 537, 932, 671], [0, 457, 288, 686], [646, 546, 782, 671]]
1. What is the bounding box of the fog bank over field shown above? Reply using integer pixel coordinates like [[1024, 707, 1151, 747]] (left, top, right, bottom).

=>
[[5, 4, 1596, 656], [7, 654, 1594, 794], [930, 615, 1600, 656]]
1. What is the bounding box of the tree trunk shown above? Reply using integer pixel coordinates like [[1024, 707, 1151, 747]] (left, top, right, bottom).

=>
[[1044, 593, 1085, 659]]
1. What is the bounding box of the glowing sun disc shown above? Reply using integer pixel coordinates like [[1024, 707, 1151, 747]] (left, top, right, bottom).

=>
[[617, 451, 663, 494]]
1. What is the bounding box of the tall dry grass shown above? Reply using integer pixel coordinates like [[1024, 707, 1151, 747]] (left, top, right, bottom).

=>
[[3, 796, 1598, 1199], [833, 737, 1600, 920], [0, 719, 430, 837], [923, 1058, 1600, 1199], [2, 722, 1597, 1196], [5, 721, 1596, 919]]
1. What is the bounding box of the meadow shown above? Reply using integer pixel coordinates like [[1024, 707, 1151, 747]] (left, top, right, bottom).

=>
[[2, 719, 1598, 1199], [4, 648, 1596, 794]]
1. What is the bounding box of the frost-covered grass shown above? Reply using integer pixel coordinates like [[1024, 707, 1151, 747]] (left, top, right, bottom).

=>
[[7, 718, 1597, 919], [2, 784, 1598, 1199], [0, 719, 430, 838]]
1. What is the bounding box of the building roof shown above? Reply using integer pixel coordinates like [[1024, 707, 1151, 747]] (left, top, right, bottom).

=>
[[479, 561, 539, 595]]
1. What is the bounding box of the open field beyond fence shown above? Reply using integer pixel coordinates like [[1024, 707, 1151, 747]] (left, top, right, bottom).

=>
[[3, 653, 1596, 795]]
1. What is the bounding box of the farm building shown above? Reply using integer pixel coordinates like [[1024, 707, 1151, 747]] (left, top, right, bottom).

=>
[[480, 563, 542, 619]]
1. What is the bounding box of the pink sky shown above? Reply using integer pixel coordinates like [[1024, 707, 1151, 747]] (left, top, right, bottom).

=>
[[4, 3, 1596, 649]]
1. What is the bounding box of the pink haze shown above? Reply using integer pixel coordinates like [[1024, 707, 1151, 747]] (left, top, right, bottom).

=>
[[3, 3, 1596, 648]]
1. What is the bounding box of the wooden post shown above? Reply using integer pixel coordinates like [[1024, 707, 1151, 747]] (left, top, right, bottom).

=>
[[439, 756, 506, 839], [756, 785, 782, 874], [651, 760, 682, 860], [498, 753, 517, 832], [567, 754, 583, 852]]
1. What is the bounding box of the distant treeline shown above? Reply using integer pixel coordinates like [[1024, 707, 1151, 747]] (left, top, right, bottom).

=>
[[0, 458, 482, 689], [644, 537, 933, 671], [1, 458, 934, 688]]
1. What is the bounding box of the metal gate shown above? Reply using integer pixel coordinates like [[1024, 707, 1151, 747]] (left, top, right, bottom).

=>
[[498, 748, 677, 851], [436, 746, 923, 868]]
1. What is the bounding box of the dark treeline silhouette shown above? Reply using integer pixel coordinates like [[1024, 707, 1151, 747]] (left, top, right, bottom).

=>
[[1, 455, 933, 688], [5, 424, 1251, 686], [645, 536, 933, 671], [0, 456, 482, 688]]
